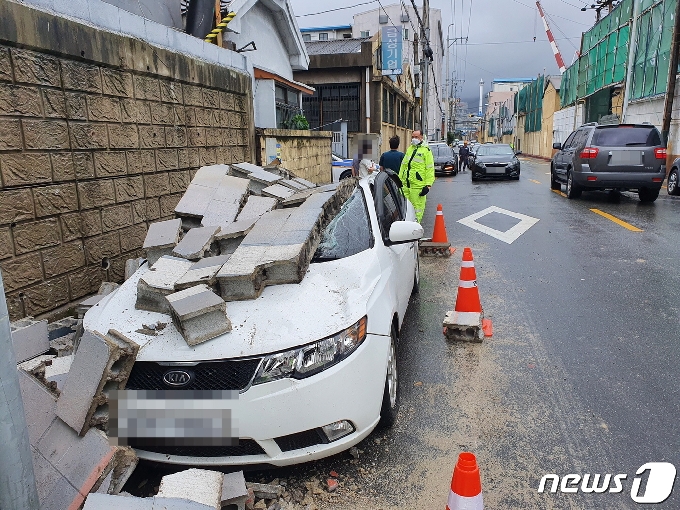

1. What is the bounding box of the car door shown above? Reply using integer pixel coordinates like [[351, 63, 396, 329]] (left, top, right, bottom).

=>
[[555, 131, 576, 177], [374, 172, 414, 320]]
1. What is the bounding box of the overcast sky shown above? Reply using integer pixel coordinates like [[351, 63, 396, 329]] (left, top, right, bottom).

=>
[[291, 0, 600, 110]]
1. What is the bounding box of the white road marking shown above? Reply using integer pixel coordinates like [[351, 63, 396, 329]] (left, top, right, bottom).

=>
[[457, 206, 540, 244]]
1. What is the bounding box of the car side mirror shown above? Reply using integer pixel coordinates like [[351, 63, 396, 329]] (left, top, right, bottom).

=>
[[552, 143, 562, 150], [515, 151, 522, 155], [388, 221, 423, 245]]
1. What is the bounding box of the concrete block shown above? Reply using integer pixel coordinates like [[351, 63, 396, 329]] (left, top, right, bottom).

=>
[[48, 317, 81, 357], [279, 187, 323, 207], [44, 354, 73, 393], [10, 317, 49, 363], [157, 468, 224, 509], [201, 176, 250, 227], [261, 184, 295, 200], [172, 225, 220, 260], [143, 218, 182, 265], [229, 162, 263, 178], [136, 256, 193, 313], [98, 281, 120, 295], [278, 179, 307, 191], [214, 217, 259, 255], [191, 164, 231, 188], [125, 258, 143, 281], [442, 310, 483, 342], [292, 177, 317, 188], [18, 368, 58, 444], [222, 471, 248, 510], [166, 285, 231, 346], [247, 170, 281, 195], [246, 482, 283, 500], [236, 196, 278, 222], [174, 254, 230, 290], [217, 180, 355, 300], [83, 493, 154, 510], [77, 294, 106, 319], [174, 184, 215, 220], [56, 329, 139, 435]]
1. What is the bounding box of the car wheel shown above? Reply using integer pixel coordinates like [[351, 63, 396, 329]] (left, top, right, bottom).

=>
[[638, 187, 659, 203], [668, 169, 680, 195], [339, 170, 353, 180], [412, 249, 420, 294], [566, 170, 582, 199], [379, 324, 399, 428], [471, 173, 478, 182], [550, 166, 561, 190]]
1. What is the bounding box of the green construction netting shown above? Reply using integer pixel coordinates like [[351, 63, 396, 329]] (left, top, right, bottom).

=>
[[629, 0, 677, 101], [516, 75, 544, 133]]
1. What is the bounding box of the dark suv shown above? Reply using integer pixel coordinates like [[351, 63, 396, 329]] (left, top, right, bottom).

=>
[[551, 123, 666, 202]]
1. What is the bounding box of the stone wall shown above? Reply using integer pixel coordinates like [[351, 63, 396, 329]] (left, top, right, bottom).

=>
[[255, 128, 332, 184], [0, 1, 254, 320]]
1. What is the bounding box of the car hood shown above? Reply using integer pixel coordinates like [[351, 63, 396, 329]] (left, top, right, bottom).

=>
[[475, 154, 516, 164], [83, 249, 380, 362]]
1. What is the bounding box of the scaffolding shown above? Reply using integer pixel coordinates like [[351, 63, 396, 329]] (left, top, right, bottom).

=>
[[516, 75, 545, 133]]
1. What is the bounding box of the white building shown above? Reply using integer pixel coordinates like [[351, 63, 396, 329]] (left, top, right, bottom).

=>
[[352, 4, 444, 140], [300, 25, 353, 42], [491, 78, 534, 93]]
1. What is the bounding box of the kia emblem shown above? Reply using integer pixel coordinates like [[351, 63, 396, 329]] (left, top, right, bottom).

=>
[[163, 369, 193, 387]]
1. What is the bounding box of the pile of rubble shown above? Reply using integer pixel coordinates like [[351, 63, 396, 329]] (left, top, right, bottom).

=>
[[10, 162, 357, 510]]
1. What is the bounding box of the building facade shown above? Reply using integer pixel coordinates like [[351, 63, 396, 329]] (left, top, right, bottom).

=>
[[300, 26, 353, 42]]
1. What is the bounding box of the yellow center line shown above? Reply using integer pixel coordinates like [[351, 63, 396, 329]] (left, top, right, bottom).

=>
[[529, 179, 542, 184], [590, 208, 643, 232], [551, 189, 567, 197]]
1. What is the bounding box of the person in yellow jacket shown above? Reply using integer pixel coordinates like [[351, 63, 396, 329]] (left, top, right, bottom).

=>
[[398, 130, 435, 222]]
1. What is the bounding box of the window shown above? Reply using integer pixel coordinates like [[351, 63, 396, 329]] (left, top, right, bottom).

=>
[[374, 173, 405, 240], [343, 33, 351, 39], [591, 126, 661, 147], [319, 33, 328, 41], [302, 83, 361, 132], [302, 33, 311, 42], [361, 30, 370, 38], [562, 131, 576, 149], [313, 189, 373, 261], [275, 84, 302, 129], [403, 28, 409, 41]]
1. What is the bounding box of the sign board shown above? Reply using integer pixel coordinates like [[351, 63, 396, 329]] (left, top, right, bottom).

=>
[[381, 26, 403, 76]]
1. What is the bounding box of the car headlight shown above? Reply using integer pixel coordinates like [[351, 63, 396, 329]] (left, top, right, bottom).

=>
[[252, 316, 368, 385]]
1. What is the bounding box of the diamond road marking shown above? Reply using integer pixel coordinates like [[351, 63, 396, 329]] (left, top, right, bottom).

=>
[[457, 206, 540, 244]]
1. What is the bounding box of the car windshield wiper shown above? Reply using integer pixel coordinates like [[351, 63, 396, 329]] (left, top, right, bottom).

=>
[[312, 255, 340, 262]]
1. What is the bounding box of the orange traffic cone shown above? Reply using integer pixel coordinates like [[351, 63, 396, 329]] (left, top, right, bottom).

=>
[[446, 452, 484, 510], [453, 247, 481, 314], [432, 204, 449, 243]]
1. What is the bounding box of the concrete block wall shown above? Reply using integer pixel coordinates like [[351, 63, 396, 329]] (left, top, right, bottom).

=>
[[0, 1, 254, 320], [255, 129, 332, 184]]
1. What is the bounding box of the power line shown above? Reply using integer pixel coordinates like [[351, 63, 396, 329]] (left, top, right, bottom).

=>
[[508, 0, 591, 26], [465, 36, 580, 45], [295, 0, 377, 17]]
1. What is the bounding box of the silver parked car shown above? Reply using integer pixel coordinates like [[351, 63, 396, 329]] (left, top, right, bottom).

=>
[[551, 122, 666, 202]]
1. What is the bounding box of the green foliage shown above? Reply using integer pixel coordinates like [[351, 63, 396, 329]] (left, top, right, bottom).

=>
[[285, 114, 310, 130]]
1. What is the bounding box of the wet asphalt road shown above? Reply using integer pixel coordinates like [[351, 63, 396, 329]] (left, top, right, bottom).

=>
[[129, 159, 680, 508]]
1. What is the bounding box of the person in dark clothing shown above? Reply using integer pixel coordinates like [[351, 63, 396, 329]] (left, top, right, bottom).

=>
[[379, 136, 405, 173], [459, 141, 471, 172]]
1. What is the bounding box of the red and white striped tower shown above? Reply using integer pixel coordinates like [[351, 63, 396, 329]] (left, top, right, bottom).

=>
[[536, 1, 567, 74]]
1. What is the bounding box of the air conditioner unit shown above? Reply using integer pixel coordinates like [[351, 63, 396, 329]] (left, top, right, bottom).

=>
[[379, 14, 388, 24], [400, 13, 409, 22]]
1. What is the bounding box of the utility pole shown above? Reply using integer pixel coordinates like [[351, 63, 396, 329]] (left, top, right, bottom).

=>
[[421, 0, 430, 139], [662, 0, 680, 146], [0, 270, 39, 510], [622, 0, 640, 122]]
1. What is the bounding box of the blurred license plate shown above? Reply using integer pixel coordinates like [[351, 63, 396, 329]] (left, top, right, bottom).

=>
[[609, 151, 642, 165], [486, 167, 505, 174]]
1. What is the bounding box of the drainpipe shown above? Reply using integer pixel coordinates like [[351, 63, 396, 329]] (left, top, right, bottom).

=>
[[621, 0, 640, 122], [365, 67, 371, 133], [0, 271, 39, 510], [662, 0, 680, 146]]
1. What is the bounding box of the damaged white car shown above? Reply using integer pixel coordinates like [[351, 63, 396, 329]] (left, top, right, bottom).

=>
[[83, 166, 422, 467]]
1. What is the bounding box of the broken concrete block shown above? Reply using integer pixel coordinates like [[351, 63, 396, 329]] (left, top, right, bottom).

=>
[[261, 184, 295, 200], [229, 161, 263, 178], [201, 175, 251, 227], [278, 179, 307, 191], [166, 285, 231, 346], [174, 184, 216, 228], [279, 187, 324, 207], [77, 294, 107, 319], [190, 164, 231, 187], [174, 254, 230, 290], [83, 493, 154, 509], [215, 217, 259, 255], [125, 258, 143, 281], [136, 256, 193, 313], [98, 281, 120, 295], [11, 316, 49, 363], [247, 169, 282, 195], [18, 367, 58, 443], [48, 317, 82, 357], [236, 195, 278, 222], [246, 482, 283, 500], [56, 330, 139, 436], [443, 310, 483, 342], [292, 177, 317, 188], [143, 218, 182, 265], [157, 468, 224, 509], [172, 225, 220, 260], [44, 354, 73, 393], [222, 471, 248, 510]]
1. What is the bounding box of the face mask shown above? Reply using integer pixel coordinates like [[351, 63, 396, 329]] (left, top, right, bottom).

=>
[[411, 138, 420, 145]]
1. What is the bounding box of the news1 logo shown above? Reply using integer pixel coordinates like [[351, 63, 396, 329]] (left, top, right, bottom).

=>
[[538, 462, 676, 504]]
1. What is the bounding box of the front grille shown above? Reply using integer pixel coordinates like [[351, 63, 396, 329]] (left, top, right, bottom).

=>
[[127, 438, 266, 457], [125, 358, 262, 391], [275, 428, 328, 452]]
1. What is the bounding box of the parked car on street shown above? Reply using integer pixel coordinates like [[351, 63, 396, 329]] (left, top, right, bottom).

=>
[[469, 143, 521, 181], [85, 171, 422, 467], [430, 142, 458, 176], [331, 153, 354, 182], [551, 122, 666, 202], [666, 156, 680, 195]]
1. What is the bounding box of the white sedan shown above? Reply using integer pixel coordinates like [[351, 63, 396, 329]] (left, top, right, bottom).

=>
[[84, 171, 422, 466]]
